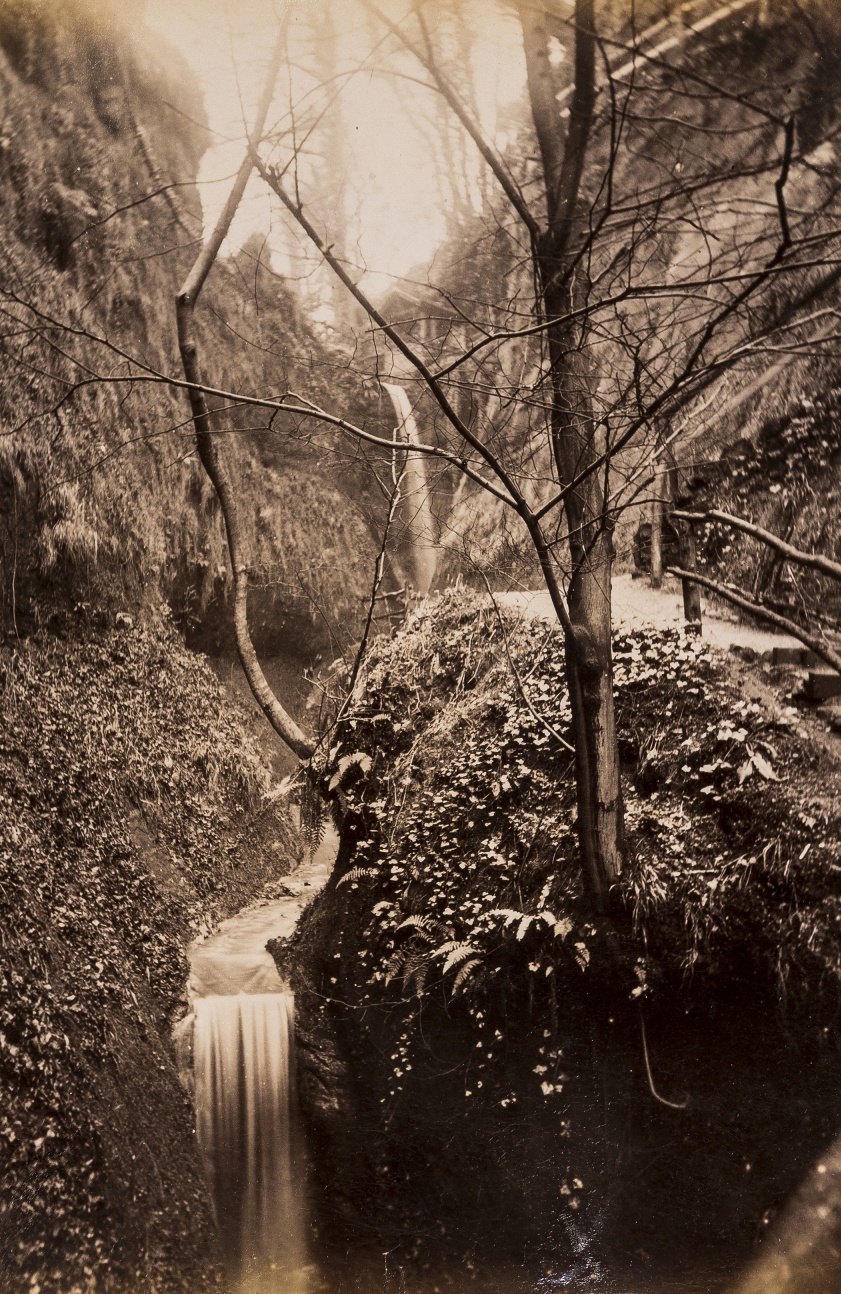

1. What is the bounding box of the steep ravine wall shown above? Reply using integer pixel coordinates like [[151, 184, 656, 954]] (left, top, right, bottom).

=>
[[0, 609, 301, 1293], [0, 0, 391, 662]]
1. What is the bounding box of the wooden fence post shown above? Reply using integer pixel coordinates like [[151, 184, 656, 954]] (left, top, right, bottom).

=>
[[676, 521, 703, 634], [649, 481, 663, 589]]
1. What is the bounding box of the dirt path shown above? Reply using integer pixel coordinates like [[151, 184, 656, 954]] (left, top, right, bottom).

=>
[[500, 574, 841, 767], [498, 573, 804, 656]]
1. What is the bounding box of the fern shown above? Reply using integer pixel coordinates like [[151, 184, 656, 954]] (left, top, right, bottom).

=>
[[487, 908, 536, 940], [299, 773, 327, 858], [516, 915, 534, 941], [403, 950, 431, 996], [385, 946, 411, 983], [396, 914, 436, 940], [452, 957, 482, 995], [489, 907, 527, 929], [432, 940, 478, 974], [327, 749, 373, 792], [444, 943, 478, 974], [337, 867, 378, 888]]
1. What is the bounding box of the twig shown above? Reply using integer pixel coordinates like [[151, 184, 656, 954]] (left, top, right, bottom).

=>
[[336, 467, 405, 723], [479, 572, 574, 753], [639, 1006, 688, 1110]]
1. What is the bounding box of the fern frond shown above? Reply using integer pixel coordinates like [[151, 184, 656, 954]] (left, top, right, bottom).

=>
[[385, 946, 411, 982], [337, 867, 378, 888], [404, 951, 431, 996], [431, 940, 478, 974], [443, 943, 478, 975], [327, 750, 373, 792], [396, 914, 436, 940], [489, 907, 527, 929], [300, 775, 327, 857], [516, 915, 534, 941], [452, 957, 482, 995], [431, 940, 462, 958]]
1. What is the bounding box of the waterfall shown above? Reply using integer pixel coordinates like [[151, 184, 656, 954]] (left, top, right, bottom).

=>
[[184, 854, 333, 1289], [193, 991, 308, 1291], [383, 382, 437, 597]]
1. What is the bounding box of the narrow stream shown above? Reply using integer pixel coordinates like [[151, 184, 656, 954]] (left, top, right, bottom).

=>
[[184, 845, 334, 1292]]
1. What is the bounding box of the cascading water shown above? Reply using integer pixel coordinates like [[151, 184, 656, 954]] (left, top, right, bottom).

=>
[[193, 993, 306, 1289], [182, 849, 335, 1292], [382, 382, 437, 598]]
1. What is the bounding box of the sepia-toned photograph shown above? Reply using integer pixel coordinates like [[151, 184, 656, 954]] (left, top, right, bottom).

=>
[[2, 1, 841, 1290]]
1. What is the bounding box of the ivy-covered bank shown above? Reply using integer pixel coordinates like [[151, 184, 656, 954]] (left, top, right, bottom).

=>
[[696, 383, 841, 626], [279, 592, 841, 1283], [0, 609, 298, 1294]]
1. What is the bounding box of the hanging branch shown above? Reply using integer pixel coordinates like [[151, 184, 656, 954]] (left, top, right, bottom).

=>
[[175, 12, 314, 761], [255, 156, 527, 512], [666, 567, 841, 674], [672, 508, 841, 584]]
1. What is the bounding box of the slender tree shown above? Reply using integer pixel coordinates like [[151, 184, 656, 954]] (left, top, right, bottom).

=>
[[517, 0, 624, 895]]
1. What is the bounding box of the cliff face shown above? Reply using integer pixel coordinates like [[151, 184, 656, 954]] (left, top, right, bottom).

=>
[[0, 6, 379, 1286], [0, 0, 388, 661], [0, 609, 303, 1293]]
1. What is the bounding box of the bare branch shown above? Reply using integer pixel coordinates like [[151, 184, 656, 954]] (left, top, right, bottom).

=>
[[257, 156, 528, 511], [666, 568, 841, 674], [360, 0, 540, 241], [672, 509, 841, 584]]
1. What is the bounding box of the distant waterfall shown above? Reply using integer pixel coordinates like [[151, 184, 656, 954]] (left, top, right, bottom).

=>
[[193, 992, 307, 1290], [383, 382, 437, 597]]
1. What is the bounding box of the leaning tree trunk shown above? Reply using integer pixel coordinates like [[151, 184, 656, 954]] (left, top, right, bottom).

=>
[[175, 12, 314, 762], [520, 0, 623, 906]]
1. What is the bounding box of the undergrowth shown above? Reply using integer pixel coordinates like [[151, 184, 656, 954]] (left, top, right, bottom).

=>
[[321, 591, 841, 1018], [288, 590, 841, 1268], [0, 607, 297, 1293]]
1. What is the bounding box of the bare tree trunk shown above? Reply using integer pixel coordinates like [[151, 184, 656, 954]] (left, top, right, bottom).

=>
[[676, 523, 703, 633], [520, 0, 623, 906]]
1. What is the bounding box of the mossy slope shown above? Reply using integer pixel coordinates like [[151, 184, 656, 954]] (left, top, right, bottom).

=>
[[0, 609, 298, 1293]]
